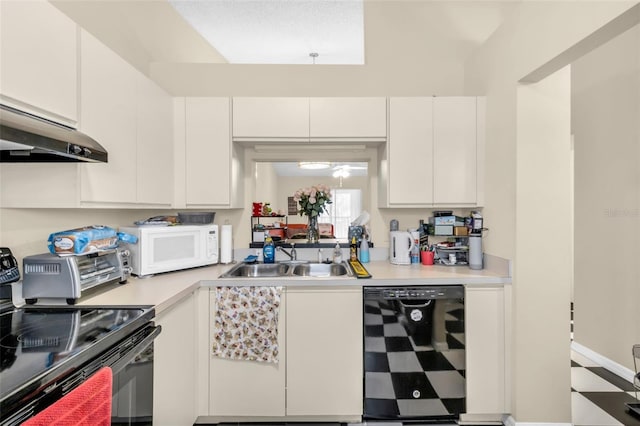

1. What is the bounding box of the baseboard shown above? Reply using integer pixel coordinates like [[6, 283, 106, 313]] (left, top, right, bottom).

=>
[[503, 415, 571, 426], [571, 340, 635, 383]]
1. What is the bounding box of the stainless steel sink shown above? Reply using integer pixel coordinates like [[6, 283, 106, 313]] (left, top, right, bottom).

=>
[[220, 263, 292, 278], [219, 261, 353, 278], [291, 262, 351, 277]]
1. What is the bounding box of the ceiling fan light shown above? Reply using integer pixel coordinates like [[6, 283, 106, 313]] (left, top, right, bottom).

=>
[[298, 161, 331, 170]]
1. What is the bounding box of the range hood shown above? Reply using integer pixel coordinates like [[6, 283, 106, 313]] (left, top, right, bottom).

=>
[[0, 104, 108, 163]]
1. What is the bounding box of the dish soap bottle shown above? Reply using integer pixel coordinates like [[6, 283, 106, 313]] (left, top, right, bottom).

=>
[[333, 242, 343, 263], [359, 235, 370, 263], [350, 236, 358, 261], [263, 233, 275, 264]]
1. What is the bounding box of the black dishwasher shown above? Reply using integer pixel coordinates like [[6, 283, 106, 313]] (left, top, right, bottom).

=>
[[363, 285, 465, 421]]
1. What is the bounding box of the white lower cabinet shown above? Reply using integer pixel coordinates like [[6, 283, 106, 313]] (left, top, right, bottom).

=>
[[464, 285, 507, 417], [208, 289, 287, 416], [154, 292, 197, 425], [206, 286, 362, 420], [286, 287, 363, 416]]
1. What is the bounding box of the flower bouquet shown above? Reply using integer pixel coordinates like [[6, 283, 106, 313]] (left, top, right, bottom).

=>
[[293, 184, 332, 243]]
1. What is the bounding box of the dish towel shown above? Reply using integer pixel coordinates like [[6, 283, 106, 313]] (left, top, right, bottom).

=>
[[213, 286, 282, 363], [24, 366, 112, 426]]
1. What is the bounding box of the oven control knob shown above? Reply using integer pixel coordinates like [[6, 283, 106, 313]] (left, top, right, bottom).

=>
[[123, 266, 133, 274], [120, 249, 130, 258]]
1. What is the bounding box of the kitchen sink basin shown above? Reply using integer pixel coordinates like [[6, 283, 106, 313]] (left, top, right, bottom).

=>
[[220, 263, 292, 278], [219, 261, 353, 279], [291, 263, 351, 277]]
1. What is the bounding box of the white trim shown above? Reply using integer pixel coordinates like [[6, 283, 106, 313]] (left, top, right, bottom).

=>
[[503, 415, 571, 426], [572, 341, 635, 384]]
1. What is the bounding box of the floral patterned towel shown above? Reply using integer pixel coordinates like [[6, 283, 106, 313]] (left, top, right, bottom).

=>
[[212, 286, 282, 364]]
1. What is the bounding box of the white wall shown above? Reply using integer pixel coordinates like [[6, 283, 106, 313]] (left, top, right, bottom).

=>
[[464, 1, 638, 423], [0, 208, 240, 266], [572, 24, 640, 370]]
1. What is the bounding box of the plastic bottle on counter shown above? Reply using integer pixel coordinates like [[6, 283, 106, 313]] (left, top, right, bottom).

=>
[[410, 230, 420, 264], [263, 233, 275, 264], [350, 236, 358, 261], [359, 235, 370, 263], [333, 242, 343, 263]]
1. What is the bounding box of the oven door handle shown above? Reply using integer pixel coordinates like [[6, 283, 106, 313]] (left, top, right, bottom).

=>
[[110, 325, 161, 375]]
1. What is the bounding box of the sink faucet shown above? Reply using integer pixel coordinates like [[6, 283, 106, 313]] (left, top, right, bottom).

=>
[[276, 243, 297, 260]]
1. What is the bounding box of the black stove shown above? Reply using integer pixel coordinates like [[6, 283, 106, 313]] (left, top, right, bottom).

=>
[[0, 305, 155, 424]]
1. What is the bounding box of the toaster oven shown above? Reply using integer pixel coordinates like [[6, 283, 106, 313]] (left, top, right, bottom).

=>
[[22, 248, 131, 305]]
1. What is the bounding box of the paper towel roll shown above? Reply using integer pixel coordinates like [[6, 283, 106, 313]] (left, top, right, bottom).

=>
[[220, 224, 233, 264]]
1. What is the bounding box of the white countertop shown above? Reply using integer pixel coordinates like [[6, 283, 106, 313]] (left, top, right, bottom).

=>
[[74, 259, 511, 315]]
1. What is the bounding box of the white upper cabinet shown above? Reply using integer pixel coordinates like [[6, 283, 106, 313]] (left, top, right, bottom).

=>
[[177, 97, 244, 209], [79, 29, 137, 205], [232, 97, 309, 141], [136, 74, 174, 206], [386, 97, 434, 206], [309, 97, 387, 141], [0, 0, 78, 124], [381, 96, 484, 207], [232, 97, 386, 143], [80, 29, 173, 207], [433, 97, 478, 205]]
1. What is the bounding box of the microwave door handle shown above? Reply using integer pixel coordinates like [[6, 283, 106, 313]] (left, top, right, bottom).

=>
[[109, 325, 161, 374]]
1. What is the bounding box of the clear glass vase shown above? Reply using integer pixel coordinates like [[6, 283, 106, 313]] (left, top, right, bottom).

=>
[[307, 216, 319, 244]]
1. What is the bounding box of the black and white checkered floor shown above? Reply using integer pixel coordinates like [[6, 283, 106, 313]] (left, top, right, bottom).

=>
[[363, 298, 466, 420], [571, 350, 640, 425]]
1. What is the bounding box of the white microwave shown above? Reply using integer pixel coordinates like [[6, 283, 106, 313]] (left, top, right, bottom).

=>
[[119, 224, 218, 277]]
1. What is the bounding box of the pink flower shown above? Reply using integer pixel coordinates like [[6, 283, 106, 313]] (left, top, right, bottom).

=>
[[309, 197, 316, 204]]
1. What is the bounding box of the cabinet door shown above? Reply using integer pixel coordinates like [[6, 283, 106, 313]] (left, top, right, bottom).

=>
[[433, 97, 477, 204], [209, 290, 286, 416], [0, 0, 78, 124], [465, 286, 506, 414], [136, 75, 173, 206], [154, 293, 196, 425], [310, 97, 387, 140], [286, 287, 363, 416], [185, 98, 235, 207], [387, 97, 434, 205], [79, 29, 137, 204], [232, 97, 309, 141]]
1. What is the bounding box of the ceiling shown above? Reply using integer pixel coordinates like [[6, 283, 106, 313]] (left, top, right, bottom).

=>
[[167, 0, 365, 65], [51, 0, 519, 95]]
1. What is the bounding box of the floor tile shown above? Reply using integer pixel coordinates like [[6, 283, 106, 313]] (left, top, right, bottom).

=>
[[364, 372, 396, 399], [365, 313, 384, 326], [441, 349, 466, 370], [383, 322, 408, 337], [387, 351, 423, 372], [425, 370, 465, 399], [365, 336, 386, 353], [572, 367, 625, 392], [581, 392, 640, 426], [572, 350, 601, 367], [587, 367, 638, 392], [572, 392, 624, 425], [396, 398, 449, 416]]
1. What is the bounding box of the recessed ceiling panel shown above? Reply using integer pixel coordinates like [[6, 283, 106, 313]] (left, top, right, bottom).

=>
[[169, 0, 364, 64]]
